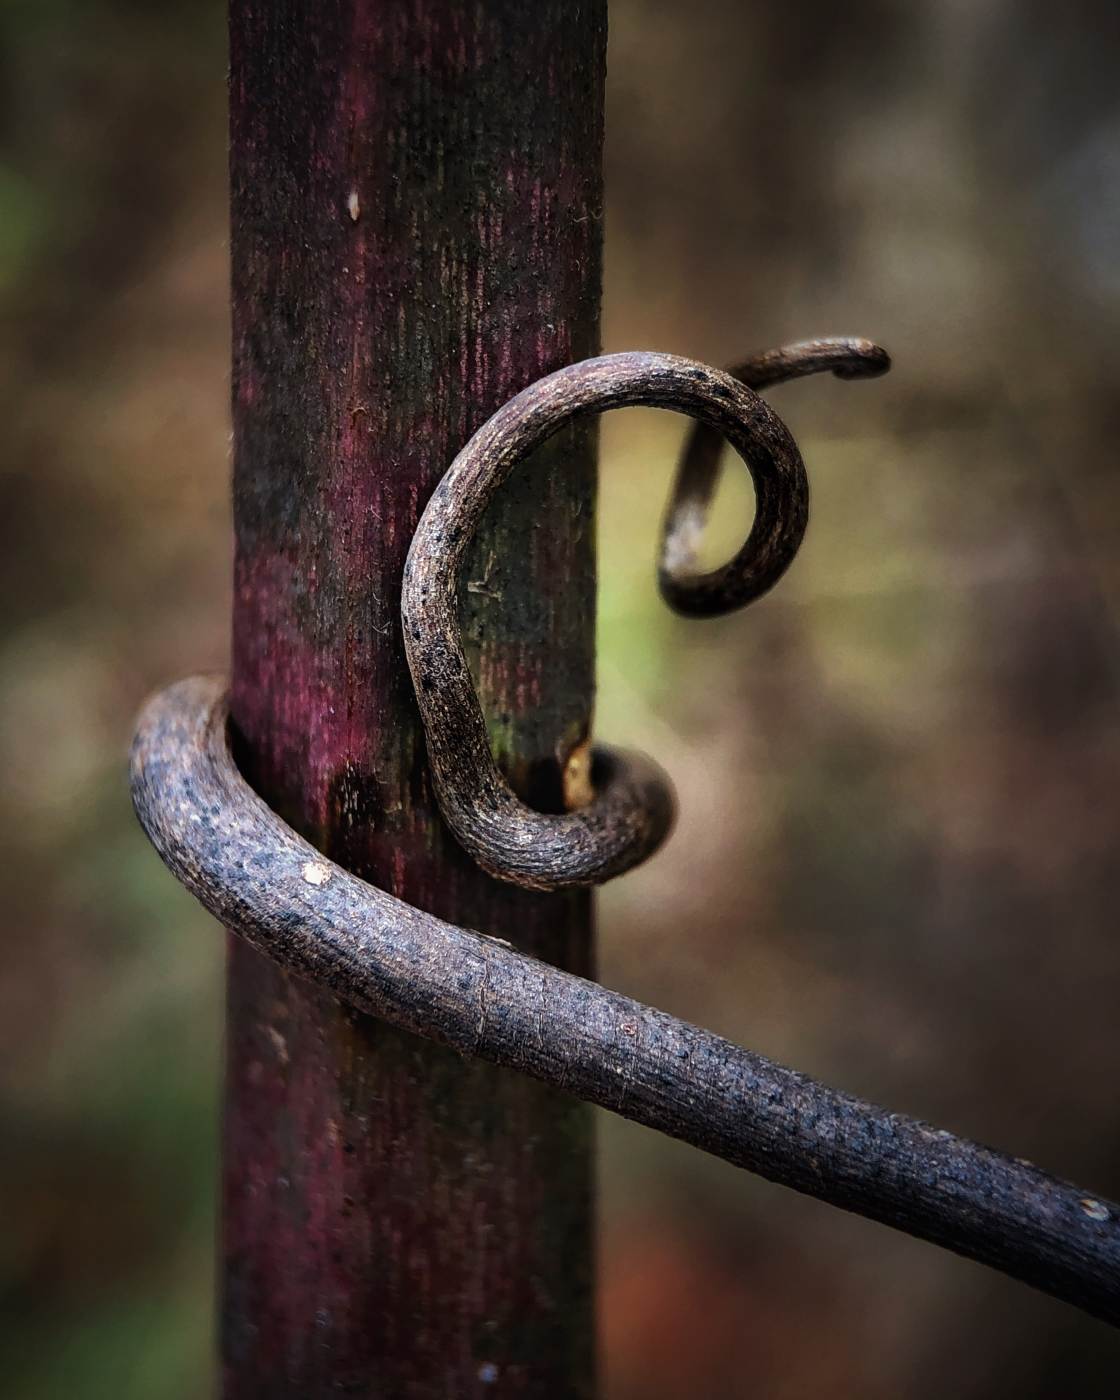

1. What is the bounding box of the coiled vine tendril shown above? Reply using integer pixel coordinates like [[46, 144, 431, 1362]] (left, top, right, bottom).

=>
[[403, 339, 889, 888], [129, 339, 1120, 1327]]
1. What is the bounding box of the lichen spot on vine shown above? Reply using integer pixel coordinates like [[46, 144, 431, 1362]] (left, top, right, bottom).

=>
[[302, 860, 333, 887], [562, 736, 594, 811]]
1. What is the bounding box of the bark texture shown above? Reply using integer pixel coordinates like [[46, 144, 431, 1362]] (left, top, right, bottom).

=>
[[226, 4, 605, 1394]]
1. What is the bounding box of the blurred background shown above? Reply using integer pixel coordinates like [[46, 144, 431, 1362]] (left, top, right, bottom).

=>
[[3, 1, 1119, 1395]]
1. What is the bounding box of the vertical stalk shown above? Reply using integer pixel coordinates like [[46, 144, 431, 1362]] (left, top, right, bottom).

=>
[[225, 3, 605, 1395]]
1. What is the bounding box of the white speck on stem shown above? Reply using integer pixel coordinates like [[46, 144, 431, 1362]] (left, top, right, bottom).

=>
[[347, 189, 360, 222], [302, 860, 332, 887], [265, 1025, 290, 1065]]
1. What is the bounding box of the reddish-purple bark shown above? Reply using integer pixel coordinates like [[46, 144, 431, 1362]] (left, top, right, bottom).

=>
[[226, 3, 605, 1394]]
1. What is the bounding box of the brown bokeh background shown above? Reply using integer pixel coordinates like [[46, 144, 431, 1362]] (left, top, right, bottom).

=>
[[3, 2, 1119, 1395]]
